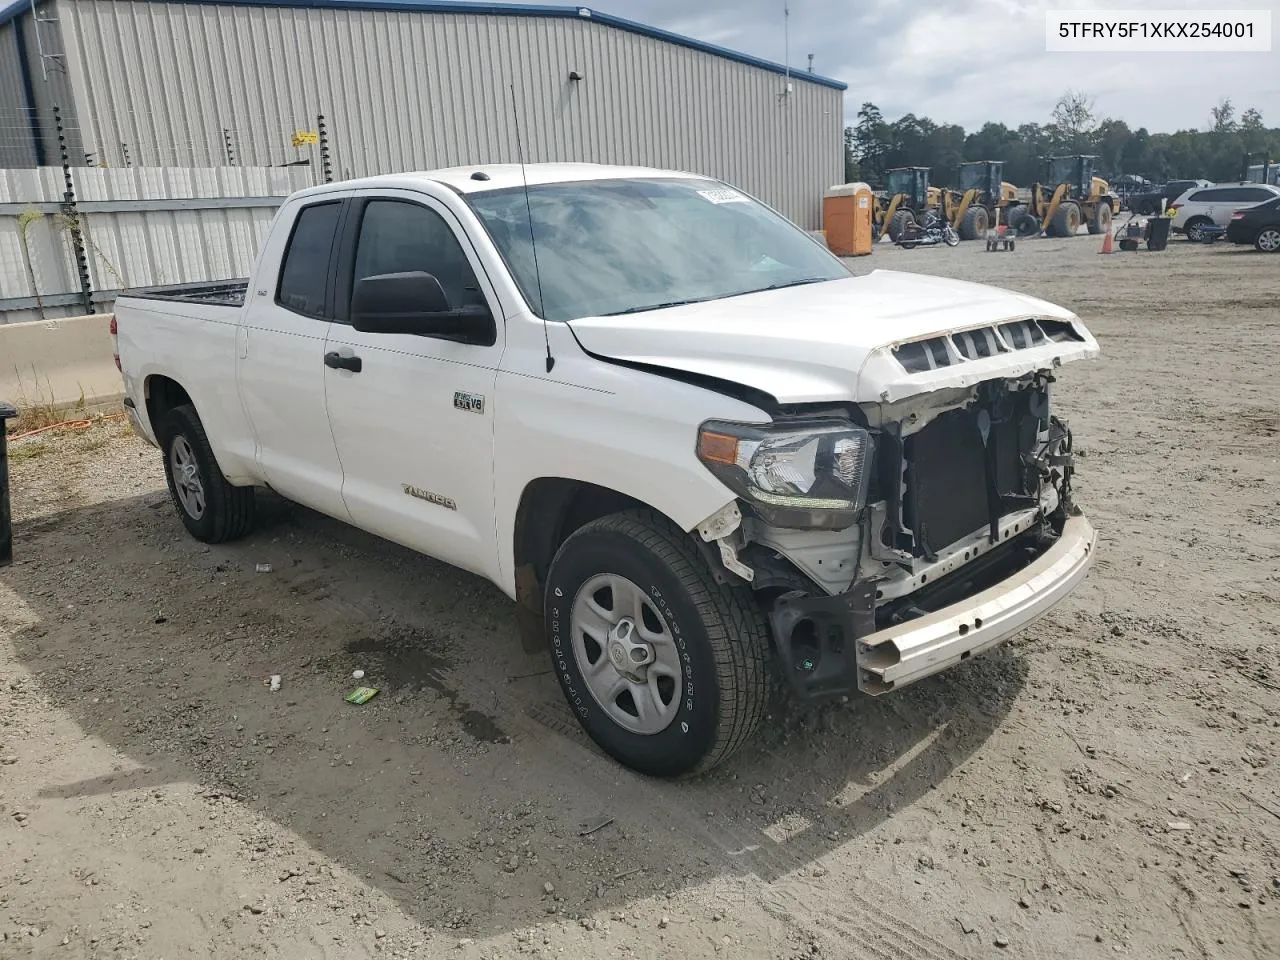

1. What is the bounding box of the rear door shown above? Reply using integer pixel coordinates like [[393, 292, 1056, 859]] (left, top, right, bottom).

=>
[[321, 189, 505, 579], [237, 197, 351, 519], [1225, 187, 1280, 224]]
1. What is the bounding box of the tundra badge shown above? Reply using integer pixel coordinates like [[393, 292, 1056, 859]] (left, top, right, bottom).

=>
[[453, 391, 484, 414], [402, 484, 457, 511]]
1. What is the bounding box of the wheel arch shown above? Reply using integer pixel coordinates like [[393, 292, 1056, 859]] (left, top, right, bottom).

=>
[[511, 477, 726, 654], [143, 373, 194, 437]]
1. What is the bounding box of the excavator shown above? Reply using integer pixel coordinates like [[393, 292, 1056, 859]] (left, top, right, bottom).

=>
[[936, 161, 1037, 239], [1023, 155, 1119, 238]]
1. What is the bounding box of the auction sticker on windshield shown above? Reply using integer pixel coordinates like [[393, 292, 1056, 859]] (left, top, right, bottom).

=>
[[697, 187, 750, 204]]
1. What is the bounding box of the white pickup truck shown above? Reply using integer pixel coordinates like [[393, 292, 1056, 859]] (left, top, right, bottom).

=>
[[115, 163, 1098, 776]]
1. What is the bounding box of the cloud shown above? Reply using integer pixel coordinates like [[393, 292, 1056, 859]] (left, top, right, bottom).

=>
[[571, 0, 1280, 132]]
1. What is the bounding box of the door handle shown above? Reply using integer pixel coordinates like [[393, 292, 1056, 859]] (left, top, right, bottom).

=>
[[324, 351, 362, 373]]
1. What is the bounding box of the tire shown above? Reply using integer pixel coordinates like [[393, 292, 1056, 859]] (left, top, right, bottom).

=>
[[1257, 227, 1280, 252], [1015, 213, 1041, 237], [1088, 202, 1113, 236], [1049, 202, 1081, 237], [959, 206, 988, 241], [544, 511, 769, 777], [943, 226, 960, 247], [1184, 216, 1213, 243], [159, 404, 255, 544], [888, 210, 915, 243], [899, 240, 919, 250], [1135, 199, 1155, 216], [1002, 206, 1024, 231], [1008, 240, 1016, 251]]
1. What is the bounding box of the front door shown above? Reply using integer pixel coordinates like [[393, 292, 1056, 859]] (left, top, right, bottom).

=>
[[237, 197, 350, 519], [322, 192, 504, 580]]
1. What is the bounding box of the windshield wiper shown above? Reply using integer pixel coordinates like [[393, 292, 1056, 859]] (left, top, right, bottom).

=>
[[755, 277, 832, 292], [597, 278, 834, 317], [600, 297, 711, 316]]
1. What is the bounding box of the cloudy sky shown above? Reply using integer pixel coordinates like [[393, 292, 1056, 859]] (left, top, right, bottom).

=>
[[577, 0, 1280, 132]]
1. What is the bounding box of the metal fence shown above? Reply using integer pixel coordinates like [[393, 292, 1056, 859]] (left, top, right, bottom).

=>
[[0, 164, 316, 324]]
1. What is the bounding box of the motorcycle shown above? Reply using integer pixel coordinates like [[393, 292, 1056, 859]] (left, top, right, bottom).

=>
[[896, 211, 960, 249]]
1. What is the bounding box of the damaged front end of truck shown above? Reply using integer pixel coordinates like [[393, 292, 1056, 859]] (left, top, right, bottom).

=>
[[694, 315, 1098, 701]]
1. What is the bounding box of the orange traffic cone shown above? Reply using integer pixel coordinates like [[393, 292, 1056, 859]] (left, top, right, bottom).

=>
[[1099, 229, 1114, 254]]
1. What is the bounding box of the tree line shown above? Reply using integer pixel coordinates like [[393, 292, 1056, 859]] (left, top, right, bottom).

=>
[[845, 92, 1280, 188]]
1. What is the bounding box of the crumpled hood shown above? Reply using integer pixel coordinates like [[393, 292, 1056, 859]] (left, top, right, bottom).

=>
[[567, 269, 1100, 405]]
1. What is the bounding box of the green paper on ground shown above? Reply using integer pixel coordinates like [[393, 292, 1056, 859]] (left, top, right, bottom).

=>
[[345, 686, 379, 705]]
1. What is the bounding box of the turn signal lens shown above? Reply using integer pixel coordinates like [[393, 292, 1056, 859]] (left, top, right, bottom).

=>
[[697, 431, 740, 466]]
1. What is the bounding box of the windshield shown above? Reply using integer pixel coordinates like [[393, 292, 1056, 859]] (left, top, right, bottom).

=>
[[467, 178, 849, 320]]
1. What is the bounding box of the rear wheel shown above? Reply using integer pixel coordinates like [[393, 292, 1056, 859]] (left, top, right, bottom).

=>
[[1001, 206, 1024, 231], [1050, 202, 1081, 237], [1257, 227, 1280, 252], [544, 511, 769, 777], [1184, 217, 1215, 242], [959, 206, 988, 241], [1088, 202, 1113, 235], [888, 210, 915, 243], [1016, 213, 1041, 237], [159, 404, 255, 543]]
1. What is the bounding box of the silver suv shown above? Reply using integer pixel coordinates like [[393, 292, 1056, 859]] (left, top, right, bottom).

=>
[[1170, 182, 1280, 241]]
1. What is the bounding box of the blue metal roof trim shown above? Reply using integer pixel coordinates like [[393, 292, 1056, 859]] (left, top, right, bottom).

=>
[[0, 0, 847, 90], [0, 0, 29, 30]]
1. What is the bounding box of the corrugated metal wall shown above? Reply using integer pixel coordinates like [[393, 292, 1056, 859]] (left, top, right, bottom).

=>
[[56, 0, 842, 227], [0, 164, 314, 323], [0, 2, 83, 168]]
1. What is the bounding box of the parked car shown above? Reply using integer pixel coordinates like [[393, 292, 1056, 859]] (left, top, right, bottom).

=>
[[1170, 182, 1280, 241], [1226, 195, 1280, 252], [113, 163, 1099, 777], [1127, 179, 1211, 215]]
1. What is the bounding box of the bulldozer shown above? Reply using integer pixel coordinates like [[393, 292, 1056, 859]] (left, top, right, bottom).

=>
[[1026, 155, 1119, 238], [937, 160, 1035, 240], [873, 167, 932, 242]]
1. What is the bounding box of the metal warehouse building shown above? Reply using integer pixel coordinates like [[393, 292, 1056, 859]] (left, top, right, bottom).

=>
[[0, 0, 845, 227]]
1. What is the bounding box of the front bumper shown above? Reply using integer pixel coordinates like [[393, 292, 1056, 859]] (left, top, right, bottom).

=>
[[857, 514, 1095, 693], [768, 514, 1096, 699]]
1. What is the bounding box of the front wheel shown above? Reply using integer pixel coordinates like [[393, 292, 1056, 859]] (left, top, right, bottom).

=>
[[545, 511, 769, 777], [943, 226, 960, 247], [1257, 227, 1280, 252], [159, 404, 255, 543]]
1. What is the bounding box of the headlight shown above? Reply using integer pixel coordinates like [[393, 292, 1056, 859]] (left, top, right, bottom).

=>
[[696, 419, 874, 530]]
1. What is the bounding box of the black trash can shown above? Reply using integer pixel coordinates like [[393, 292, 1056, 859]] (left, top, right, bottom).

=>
[[1145, 216, 1172, 252], [0, 401, 16, 567]]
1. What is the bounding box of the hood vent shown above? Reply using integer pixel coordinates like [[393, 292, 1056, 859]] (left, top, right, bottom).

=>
[[892, 318, 1085, 373]]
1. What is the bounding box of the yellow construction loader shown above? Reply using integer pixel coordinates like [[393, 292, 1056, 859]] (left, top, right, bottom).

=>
[[937, 161, 1034, 239], [1027, 156, 1119, 238], [873, 167, 932, 242]]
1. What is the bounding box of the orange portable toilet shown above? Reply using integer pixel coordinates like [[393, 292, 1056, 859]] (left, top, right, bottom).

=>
[[822, 182, 874, 256]]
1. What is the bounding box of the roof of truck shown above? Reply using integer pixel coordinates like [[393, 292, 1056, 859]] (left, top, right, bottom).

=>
[[294, 163, 713, 198]]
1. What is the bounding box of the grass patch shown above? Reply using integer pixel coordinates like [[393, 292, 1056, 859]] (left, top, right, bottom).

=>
[[9, 440, 50, 461], [4, 368, 88, 437]]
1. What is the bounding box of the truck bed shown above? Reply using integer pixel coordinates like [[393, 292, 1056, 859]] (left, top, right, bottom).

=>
[[119, 279, 249, 307]]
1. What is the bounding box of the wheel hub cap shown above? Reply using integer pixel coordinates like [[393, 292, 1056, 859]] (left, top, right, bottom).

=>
[[570, 573, 683, 736], [607, 618, 655, 680]]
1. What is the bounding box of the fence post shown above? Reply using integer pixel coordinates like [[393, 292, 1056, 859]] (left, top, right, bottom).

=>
[[53, 104, 94, 316], [0, 401, 16, 568], [317, 114, 333, 183]]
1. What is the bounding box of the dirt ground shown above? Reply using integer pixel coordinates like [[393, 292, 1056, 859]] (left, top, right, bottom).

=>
[[2, 233, 1277, 960]]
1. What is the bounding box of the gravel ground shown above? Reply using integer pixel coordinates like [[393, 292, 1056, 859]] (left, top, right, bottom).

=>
[[1, 233, 1277, 960]]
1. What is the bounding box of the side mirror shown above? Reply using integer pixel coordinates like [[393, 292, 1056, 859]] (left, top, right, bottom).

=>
[[351, 272, 494, 344]]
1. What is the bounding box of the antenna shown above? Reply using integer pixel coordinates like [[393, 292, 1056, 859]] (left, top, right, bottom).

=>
[[778, 4, 792, 102], [509, 83, 554, 374]]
